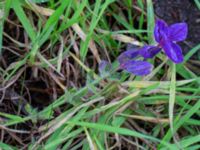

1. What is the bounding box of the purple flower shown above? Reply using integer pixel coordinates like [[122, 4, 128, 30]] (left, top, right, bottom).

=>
[[117, 19, 188, 76], [117, 47, 153, 76], [121, 60, 153, 76], [154, 19, 188, 63]]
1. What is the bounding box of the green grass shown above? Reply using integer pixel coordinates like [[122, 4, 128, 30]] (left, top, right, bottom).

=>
[[0, 0, 200, 149]]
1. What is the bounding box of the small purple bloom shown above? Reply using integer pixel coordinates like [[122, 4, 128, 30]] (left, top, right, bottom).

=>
[[121, 60, 153, 76], [154, 19, 188, 63], [117, 45, 156, 76]]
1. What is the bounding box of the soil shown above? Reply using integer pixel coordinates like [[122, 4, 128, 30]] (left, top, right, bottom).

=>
[[153, 0, 200, 59]]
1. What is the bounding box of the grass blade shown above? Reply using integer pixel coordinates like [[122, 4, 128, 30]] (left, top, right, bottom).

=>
[[146, 0, 155, 44], [67, 121, 174, 149], [12, 0, 36, 41]]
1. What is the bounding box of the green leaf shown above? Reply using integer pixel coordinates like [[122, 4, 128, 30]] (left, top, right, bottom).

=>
[[0, 142, 15, 150]]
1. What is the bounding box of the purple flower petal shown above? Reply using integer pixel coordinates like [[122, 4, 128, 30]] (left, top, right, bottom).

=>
[[117, 49, 139, 64], [161, 38, 184, 63], [122, 60, 153, 76], [154, 19, 168, 43], [168, 23, 188, 42], [139, 45, 161, 59]]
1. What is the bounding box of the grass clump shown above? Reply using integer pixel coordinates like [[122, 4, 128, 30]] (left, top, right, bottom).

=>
[[0, 0, 200, 149]]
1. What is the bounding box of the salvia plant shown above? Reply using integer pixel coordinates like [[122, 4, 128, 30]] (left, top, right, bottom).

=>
[[118, 20, 188, 76], [116, 19, 188, 76]]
